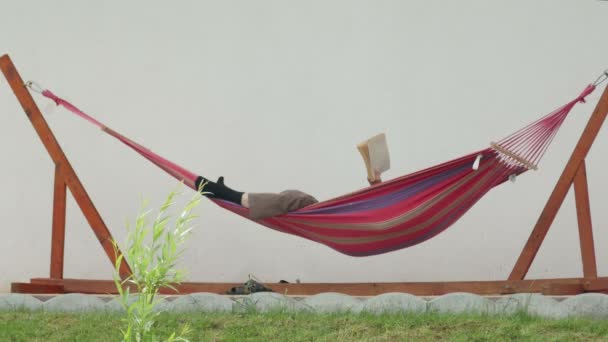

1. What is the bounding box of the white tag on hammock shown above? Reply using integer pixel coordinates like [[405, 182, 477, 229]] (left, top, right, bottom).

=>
[[472, 154, 482, 170], [509, 174, 517, 183]]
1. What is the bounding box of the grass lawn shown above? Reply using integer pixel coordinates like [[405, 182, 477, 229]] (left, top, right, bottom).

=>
[[0, 310, 607, 341]]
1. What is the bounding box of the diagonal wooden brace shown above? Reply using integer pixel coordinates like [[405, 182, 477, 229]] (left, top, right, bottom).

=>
[[509, 83, 608, 280], [0, 54, 132, 278]]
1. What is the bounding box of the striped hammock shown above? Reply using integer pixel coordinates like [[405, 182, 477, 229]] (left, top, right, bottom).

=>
[[37, 84, 596, 256]]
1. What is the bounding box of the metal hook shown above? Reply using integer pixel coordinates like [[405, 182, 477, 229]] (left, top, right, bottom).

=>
[[592, 70, 608, 87], [24, 80, 44, 94]]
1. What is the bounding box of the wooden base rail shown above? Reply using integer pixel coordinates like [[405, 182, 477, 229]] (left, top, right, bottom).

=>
[[2, 53, 607, 296], [10, 277, 608, 296]]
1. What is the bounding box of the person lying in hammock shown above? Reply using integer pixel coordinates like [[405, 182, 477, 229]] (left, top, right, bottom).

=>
[[195, 134, 387, 219], [195, 171, 382, 220]]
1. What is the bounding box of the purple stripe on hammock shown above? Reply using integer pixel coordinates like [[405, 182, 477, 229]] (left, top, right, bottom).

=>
[[299, 161, 477, 215]]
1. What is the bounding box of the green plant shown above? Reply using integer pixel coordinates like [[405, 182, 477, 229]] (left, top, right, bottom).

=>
[[112, 189, 201, 342]]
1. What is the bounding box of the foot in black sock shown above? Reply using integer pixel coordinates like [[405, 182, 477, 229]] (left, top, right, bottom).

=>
[[195, 175, 244, 205]]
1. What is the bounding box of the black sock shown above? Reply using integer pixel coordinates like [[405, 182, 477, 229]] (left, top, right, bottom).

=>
[[195, 176, 244, 205]]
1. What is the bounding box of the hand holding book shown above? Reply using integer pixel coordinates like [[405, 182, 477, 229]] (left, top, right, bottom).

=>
[[357, 133, 390, 185]]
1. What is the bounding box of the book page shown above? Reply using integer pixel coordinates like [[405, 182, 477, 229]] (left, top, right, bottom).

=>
[[368, 133, 390, 173]]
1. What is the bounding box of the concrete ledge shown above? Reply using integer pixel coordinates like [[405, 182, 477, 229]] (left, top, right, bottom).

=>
[[1, 292, 607, 319], [495, 293, 563, 319], [356, 293, 426, 314], [234, 292, 307, 313], [303, 292, 361, 313], [105, 295, 169, 313], [44, 293, 106, 312], [559, 293, 608, 319], [428, 293, 494, 314], [168, 293, 233, 313], [0, 294, 43, 311]]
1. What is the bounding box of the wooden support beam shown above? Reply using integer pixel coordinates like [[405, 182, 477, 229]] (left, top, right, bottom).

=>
[[11, 282, 64, 294], [541, 283, 585, 296], [50, 164, 67, 279], [584, 278, 608, 293], [19, 277, 608, 296], [0, 54, 132, 277], [509, 84, 608, 280], [573, 161, 597, 279]]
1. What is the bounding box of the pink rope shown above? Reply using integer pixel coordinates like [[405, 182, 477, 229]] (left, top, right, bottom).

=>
[[38, 83, 595, 188], [43, 90, 105, 128], [41, 90, 199, 188], [494, 85, 595, 168]]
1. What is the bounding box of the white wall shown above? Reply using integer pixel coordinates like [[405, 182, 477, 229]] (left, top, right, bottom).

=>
[[1, 0, 607, 293]]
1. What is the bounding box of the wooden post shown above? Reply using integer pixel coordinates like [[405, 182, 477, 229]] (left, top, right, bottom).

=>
[[509, 84, 608, 280], [573, 161, 597, 279], [0, 54, 132, 277], [50, 164, 67, 279]]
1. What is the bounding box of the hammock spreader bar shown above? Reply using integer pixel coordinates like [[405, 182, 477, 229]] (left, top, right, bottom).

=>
[[35, 85, 595, 256]]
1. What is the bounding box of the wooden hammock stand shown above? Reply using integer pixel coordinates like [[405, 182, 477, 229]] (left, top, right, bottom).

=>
[[3, 54, 607, 296]]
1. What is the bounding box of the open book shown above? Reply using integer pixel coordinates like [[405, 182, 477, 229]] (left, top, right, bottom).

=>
[[357, 133, 390, 183]]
